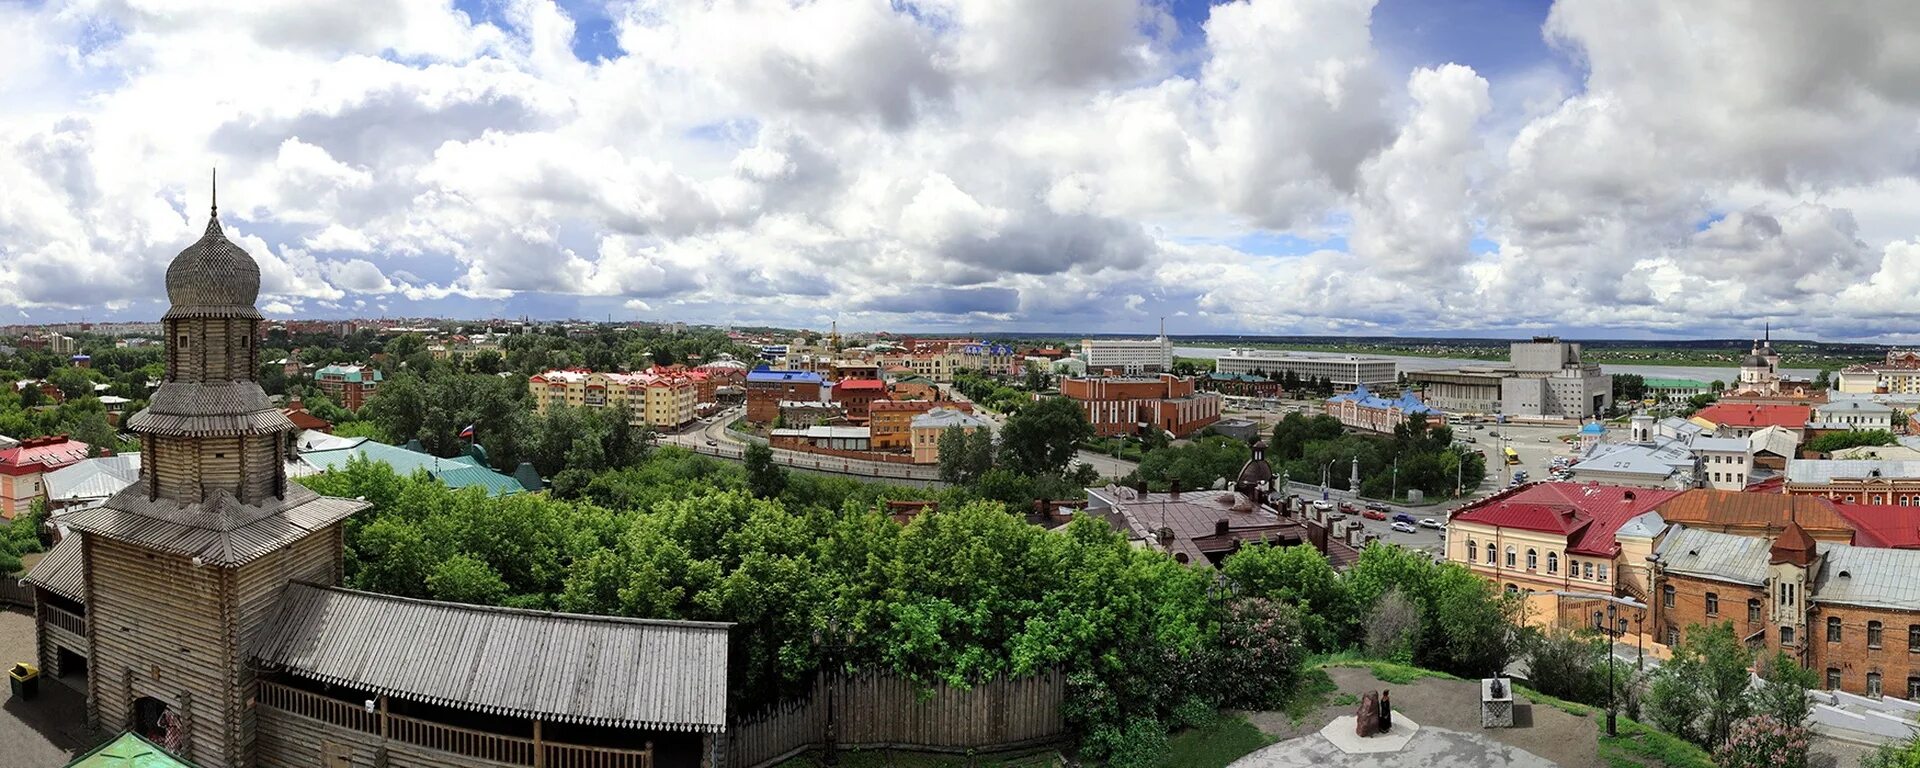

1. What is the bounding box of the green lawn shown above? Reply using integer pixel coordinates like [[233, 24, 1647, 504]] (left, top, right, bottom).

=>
[[1159, 715, 1273, 768], [1514, 684, 1713, 768]]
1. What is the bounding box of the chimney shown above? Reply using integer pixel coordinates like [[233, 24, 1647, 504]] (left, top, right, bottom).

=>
[[1215, 519, 1229, 537], [1170, 479, 1182, 499]]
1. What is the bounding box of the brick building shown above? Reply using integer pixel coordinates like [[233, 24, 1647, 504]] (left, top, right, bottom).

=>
[[830, 378, 887, 423], [1059, 374, 1221, 438], [869, 399, 970, 451], [1785, 459, 1920, 505], [745, 369, 825, 423], [314, 363, 383, 409], [1652, 489, 1854, 542]]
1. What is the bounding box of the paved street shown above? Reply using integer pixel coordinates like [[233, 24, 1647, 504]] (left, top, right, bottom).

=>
[[1, 608, 89, 766], [657, 406, 945, 486]]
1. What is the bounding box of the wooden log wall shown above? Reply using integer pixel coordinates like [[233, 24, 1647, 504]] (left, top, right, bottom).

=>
[[86, 536, 237, 767], [232, 523, 344, 762], [728, 669, 1065, 768]]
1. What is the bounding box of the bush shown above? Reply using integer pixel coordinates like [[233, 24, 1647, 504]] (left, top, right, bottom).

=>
[[1084, 717, 1170, 768], [1212, 597, 1307, 710], [1712, 714, 1809, 768], [1363, 588, 1422, 663]]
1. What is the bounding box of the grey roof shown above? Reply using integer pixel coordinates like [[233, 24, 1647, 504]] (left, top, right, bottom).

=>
[[1817, 400, 1895, 416], [1615, 511, 1668, 540], [253, 583, 731, 733], [63, 484, 368, 567], [1655, 526, 1770, 586], [128, 382, 294, 437], [1751, 426, 1800, 457], [44, 455, 141, 503], [1572, 441, 1692, 479], [911, 408, 993, 430], [1689, 437, 1749, 453], [1815, 544, 1920, 611], [1786, 460, 1920, 484], [163, 214, 262, 318], [21, 535, 85, 603]]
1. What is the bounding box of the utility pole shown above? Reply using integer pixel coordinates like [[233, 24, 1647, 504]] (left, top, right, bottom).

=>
[[1605, 601, 1618, 736]]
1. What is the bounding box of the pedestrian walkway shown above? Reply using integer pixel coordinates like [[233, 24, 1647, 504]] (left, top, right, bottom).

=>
[[2, 608, 91, 765]]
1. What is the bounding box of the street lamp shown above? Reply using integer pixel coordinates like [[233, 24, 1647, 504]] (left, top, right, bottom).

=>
[[1604, 602, 1618, 736]]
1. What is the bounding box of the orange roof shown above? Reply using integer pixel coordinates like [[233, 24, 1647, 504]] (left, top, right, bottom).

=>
[[1654, 489, 1851, 535], [1770, 520, 1818, 566], [1694, 403, 1810, 429]]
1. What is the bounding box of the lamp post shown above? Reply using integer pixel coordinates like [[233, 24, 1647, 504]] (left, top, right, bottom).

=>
[[1604, 602, 1618, 736], [814, 617, 851, 765], [1391, 455, 1399, 502]]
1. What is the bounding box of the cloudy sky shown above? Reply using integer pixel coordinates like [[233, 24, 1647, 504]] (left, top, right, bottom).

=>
[[5, 0, 1920, 340]]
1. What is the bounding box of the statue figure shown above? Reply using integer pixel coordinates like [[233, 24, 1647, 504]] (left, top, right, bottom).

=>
[[1356, 691, 1381, 737], [1379, 689, 1392, 732]]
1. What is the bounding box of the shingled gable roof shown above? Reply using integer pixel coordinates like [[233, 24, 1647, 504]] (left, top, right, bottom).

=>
[[22, 534, 85, 603], [63, 484, 368, 567], [1771, 520, 1819, 566], [1653, 489, 1852, 537], [252, 583, 730, 733], [1448, 482, 1684, 557]]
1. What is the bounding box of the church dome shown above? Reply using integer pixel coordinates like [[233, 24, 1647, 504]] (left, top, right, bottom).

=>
[[166, 215, 260, 310], [1740, 354, 1769, 368]]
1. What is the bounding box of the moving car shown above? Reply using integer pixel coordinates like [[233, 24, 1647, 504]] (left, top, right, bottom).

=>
[[1390, 521, 1417, 533], [1362, 509, 1388, 521], [1365, 501, 1391, 513], [1392, 512, 1417, 525], [1538, 437, 1551, 443], [705, 439, 718, 446], [1418, 518, 1444, 530]]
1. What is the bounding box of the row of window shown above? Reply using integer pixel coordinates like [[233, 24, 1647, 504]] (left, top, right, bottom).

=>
[[1826, 669, 1919, 699], [1466, 540, 1608, 582], [1824, 617, 1920, 651]]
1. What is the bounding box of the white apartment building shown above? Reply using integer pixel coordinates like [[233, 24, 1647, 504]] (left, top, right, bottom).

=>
[[1213, 349, 1397, 391], [1080, 335, 1173, 374]]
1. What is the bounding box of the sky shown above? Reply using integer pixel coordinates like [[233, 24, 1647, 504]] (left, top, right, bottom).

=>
[[5, 0, 1920, 341]]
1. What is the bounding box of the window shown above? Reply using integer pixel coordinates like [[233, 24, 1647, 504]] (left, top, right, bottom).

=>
[[1597, 563, 1609, 583], [1828, 668, 1842, 690], [1505, 584, 1518, 595], [1910, 677, 1920, 700], [1584, 561, 1595, 580], [1505, 546, 1517, 568], [1547, 551, 1558, 574], [1706, 592, 1719, 616], [1829, 616, 1842, 642], [1467, 539, 1477, 561], [1870, 621, 1884, 649], [1782, 625, 1796, 646], [1748, 599, 1761, 623], [1869, 671, 1883, 697], [1486, 542, 1496, 565], [1662, 585, 1675, 608], [1909, 625, 1920, 652], [1526, 549, 1537, 570], [1667, 627, 1680, 646]]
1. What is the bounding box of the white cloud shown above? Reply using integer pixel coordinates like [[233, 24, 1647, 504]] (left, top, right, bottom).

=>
[[0, 0, 1917, 338]]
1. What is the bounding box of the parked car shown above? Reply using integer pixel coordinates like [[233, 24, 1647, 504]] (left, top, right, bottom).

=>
[[1538, 437, 1551, 443], [1390, 521, 1417, 533], [1339, 502, 1360, 514], [1311, 499, 1335, 512], [1392, 512, 1417, 525], [1365, 501, 1391, 513], [705, 439, 718, 446], [1362, 509, 1388, 521], [1465, 436, 1477, 443], [1418, 518, 1444, 529]]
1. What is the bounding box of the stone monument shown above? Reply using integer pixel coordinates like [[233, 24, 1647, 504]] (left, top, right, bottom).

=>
[[1356, 692, 1381, 737]]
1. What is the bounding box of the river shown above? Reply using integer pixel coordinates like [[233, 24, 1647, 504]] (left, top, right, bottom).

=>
[[1172, 346, 1818, 384]]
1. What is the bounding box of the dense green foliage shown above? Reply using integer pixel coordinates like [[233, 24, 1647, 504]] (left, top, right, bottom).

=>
[[996, 396, 1095, 475], [1805, 429, 1897, 454], [1643, 621, 1817, 758], [0, 499, 50, 574], [1267, 412, 1485, 500], [1129, 436, 1252, 493]]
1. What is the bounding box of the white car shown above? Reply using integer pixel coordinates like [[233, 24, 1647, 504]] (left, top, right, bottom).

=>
[[1390, 521, 1417, 533], [1418, 518, 1443, 529]]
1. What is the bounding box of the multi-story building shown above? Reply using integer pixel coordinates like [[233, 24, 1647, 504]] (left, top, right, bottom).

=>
[[868, 399, 971, 451], [1692, 402, 1811, 440], [1812, 400, 1895, 432], [1643, 378, 1712, 407], [1059, 374, 1221, 438], [1837, 351, 1920, 395], [1568, 414, 1768, 490], [1446, 482, 1683, 596], [0, 435, 92, 518], [1323, 385, 1443, 434], [1079, 333, 1173, 375], [745, 369, 826, 423], [830, 379, 887, 422], [1785, 459, 1920, 505], [314, 363, 383, 409], [1408, 338, 1610, 419], [1213, 349, 1397, 391], [528, 368, 699, 429], [910, 408, 993, 464]]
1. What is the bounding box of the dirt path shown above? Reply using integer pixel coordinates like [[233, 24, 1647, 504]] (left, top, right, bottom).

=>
[[1241, 666, 1604, 768]]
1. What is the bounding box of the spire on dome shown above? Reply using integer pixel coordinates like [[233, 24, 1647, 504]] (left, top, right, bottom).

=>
[[211, 166, 218, 219]]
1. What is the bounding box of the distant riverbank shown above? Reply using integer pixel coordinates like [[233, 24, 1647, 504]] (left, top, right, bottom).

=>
[[1173, 346, 1818, 384]]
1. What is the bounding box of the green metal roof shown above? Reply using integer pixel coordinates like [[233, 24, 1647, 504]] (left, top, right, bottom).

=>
[[316, 364, 384, 384], [67, 732, 200, 768], [301, 439, 526, 497]]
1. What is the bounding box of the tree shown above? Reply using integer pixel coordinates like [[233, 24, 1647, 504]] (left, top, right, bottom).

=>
[[385, 333, 427, 360], [938, 426, 994, 485], [1221, 543, 1353, 652], [1813, 369, 1832, 390], [1710, 379, 1727, 392], [1613, 373, 1647, 403], [1526, 628, 1610, 706], [1647, 622, 1755, 749], [1687, 392, 1719, 413], [744, 441, 787, 499], [1751, 651, 1818, 727], [1211, 597, 1306, 710], [1363, 587, 1423, 663], [471, 349, 504, 375], [1134, 436, 1250, 492], [1864, 730, 1920, 768], [998, 396, 1094, 476], [1805, 429, 1897, 454], [363, 373, 429, 444], [47, 367, 95, 401]]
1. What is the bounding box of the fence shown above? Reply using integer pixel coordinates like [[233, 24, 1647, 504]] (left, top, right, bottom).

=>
[[730, 669, 1065, 768], [0, 578, 33, 609]]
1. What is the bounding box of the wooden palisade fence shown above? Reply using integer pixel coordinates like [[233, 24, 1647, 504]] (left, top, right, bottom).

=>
[[729, 669, 1064, 768]]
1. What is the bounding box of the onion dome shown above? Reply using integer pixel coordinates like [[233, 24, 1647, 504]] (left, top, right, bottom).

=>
[[165, 213, 261, 315], [1740, 354, 1769, 368]]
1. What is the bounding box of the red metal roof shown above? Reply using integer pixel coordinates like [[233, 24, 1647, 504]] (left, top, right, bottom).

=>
[[1834, 504, 1920, 549], [1450, 482, 1684, 557], [835, 379, 886, 391], [1694, 403, 1811, 429], [0, 435, 92, 476]]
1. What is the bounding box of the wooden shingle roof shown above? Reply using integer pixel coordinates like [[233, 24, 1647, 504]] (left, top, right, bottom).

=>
[[63, 485, 368, 567], [252, 584, 731, 733], [22, 535, 85, 603]]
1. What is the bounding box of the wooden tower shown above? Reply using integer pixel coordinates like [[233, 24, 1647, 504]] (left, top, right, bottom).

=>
[[63, 194, 370, 767]]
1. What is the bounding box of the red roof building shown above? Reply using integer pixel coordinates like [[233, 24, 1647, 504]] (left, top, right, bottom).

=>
[[0, 434, 93, 519], [1833, 504, 1920, 549], [1693, 403, 1811, 436], [1447, 482, 1683, 593]]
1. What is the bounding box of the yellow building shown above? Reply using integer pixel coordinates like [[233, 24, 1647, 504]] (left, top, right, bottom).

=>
[[908, 407, 993, 464], [529, 369, 697, 429], [1446, 483, 1683, 597]]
